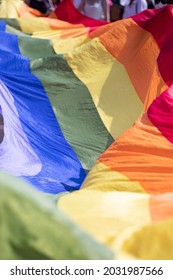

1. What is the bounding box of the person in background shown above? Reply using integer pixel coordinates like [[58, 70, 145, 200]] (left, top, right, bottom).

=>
[[121, 0, 154, 19], [154, 0, 166, 7], [75, 0, 110, 21], [52, 0, 61, 7], [110, 0, 124, 21]]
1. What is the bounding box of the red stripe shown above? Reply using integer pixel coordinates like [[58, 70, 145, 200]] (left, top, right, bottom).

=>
[[133, 5, 173, 86], [54, 0, 108, 31], [148, 86, 173, 144]]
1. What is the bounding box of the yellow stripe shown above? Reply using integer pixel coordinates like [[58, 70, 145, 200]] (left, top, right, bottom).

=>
[[115, 217, 173, 260], [65, 38, 142, 139], [82, 161, 145, 193], [32, 32, 89, 54], [18, 18, 51, 33], [32, 29, 61, 42], [17, 18, 90, 53], [0, 0, 21, 18], [59, 189, 151, 254], [53, 36, 90, 54]]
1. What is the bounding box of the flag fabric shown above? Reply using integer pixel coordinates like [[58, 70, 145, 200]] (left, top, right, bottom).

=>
[[0, 172, 113, 259], [59, 5, 173, 259], [0, 0, 113, 193], [0, 0, 173, 259]]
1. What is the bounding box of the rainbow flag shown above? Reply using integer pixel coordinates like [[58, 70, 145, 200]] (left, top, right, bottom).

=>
[[0, 0, 112, 194], [0, 0, 173, 259]]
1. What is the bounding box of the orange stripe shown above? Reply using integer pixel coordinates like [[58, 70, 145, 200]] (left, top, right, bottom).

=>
[[43, 18, 89, 39], [99, 113, 173, 194], [150, 194, 173, 221]]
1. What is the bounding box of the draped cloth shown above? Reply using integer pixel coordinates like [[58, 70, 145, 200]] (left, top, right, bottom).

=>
[[0, 0, 173, 259]]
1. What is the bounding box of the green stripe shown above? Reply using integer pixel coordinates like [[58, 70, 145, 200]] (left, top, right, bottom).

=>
[[19, 36, 55, 58], [4, 19, 55, 58], [0, 173, 113, 260], [4, 19, 22, 32], [4, 18, 31, 37], [9, 29, 114, 172], [30, 55, 114, 172], [6, 24, 29, 37]]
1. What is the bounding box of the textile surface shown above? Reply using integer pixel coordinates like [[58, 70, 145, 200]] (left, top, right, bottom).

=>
[[0, 0, 173, 259]]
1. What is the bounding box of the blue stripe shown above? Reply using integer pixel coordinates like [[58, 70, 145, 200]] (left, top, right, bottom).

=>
[[0, 20, 6, 31], [0, 27, 86, 193]]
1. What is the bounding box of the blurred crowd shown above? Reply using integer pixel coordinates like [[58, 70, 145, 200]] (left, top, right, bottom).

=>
[[24, 0, 173, 21]]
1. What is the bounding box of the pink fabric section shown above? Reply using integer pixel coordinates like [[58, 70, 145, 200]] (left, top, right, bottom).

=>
[[148, 85, 173, 144]]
